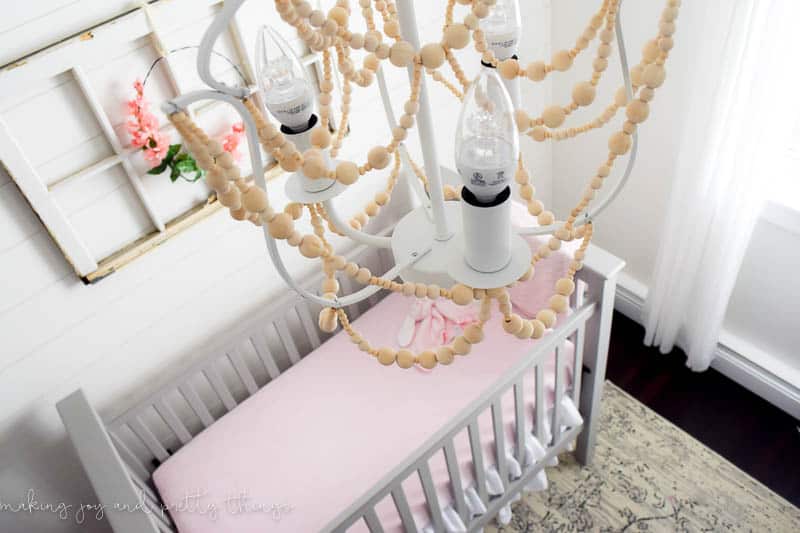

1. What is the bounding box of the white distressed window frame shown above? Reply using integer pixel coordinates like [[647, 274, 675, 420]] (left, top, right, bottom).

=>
[[0, 0, 331, 283]]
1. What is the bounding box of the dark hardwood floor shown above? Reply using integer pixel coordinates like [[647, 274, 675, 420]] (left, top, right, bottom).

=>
[[604, 311, 800, 508]]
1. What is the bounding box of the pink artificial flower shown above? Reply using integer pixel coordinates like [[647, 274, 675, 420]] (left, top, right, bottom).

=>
[[126, 79, 171, 166], [222, 122, 245, 161]]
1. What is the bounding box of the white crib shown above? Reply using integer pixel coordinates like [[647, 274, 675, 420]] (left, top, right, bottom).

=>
[[57, 241, 623, 533]]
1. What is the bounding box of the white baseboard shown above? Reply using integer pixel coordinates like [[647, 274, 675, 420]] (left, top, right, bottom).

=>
[[613, 275, 800, 420]]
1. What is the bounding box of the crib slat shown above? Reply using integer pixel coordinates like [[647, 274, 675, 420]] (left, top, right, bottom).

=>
[[491, 399, 508, 487], [295, 303, 321, 348], [122, 461, 160, 504], [443, 438, 468, 522], [513, 379, 526, 466], [128, 418, 170, 463], [572, 322, 586, 404], [535, 364, 546, 445], [111, 432, 153, 481], [178, 383, 215, 428], [153, 398, 192, 445], [275, 319, 302, 365], [228, 349, 258, 395], [552, 342, 566, 443], [418, 462, 446, 532], [468, 419, 488, 503], [362, 507, 385, 533], [204, 366, 237, 411], [390, 485, 419, 533], [250, 333, 281, 379]]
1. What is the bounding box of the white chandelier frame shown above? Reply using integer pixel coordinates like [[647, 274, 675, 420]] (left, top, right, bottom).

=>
[[162, 0, 636, 310]]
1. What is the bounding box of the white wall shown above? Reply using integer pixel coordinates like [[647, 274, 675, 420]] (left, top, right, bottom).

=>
[[0, 2, 550, 532], [551, 1, 800, 395]]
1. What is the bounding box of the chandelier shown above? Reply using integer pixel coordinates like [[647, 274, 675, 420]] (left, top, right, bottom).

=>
[[163, 0, 678, 369]]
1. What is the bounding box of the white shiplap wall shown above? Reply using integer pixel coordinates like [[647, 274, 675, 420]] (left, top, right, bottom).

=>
[[0, 2, 551, 532]]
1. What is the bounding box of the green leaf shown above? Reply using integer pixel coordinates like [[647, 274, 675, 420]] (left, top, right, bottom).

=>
[[170, 165, 180, 182]]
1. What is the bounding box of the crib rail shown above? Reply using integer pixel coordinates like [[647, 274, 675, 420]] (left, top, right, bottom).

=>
[[325, 300, 596, 533]]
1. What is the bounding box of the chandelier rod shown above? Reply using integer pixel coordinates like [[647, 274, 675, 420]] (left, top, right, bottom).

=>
[[396, 0, 453, 242], [517, 0, 638, 236]]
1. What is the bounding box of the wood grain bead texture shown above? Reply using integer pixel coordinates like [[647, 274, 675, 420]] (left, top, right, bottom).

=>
[[164, 0, 679, 369]]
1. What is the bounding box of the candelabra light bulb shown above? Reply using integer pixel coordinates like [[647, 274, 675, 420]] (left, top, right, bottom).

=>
[[455, 69, 519, 203], [255, 25, 315, 132], [480, 0, 522, 60]]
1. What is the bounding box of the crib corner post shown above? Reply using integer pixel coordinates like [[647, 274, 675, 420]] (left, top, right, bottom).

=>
[[574, 245, 624, 466]]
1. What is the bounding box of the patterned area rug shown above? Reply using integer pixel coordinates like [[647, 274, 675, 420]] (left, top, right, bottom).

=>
[[490, 382, 800, 533]]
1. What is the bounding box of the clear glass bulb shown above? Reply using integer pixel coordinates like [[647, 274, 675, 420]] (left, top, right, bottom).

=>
[[255, 25, 315, 131], [455, 69, 519, 203], [480, 0, 522, 60]]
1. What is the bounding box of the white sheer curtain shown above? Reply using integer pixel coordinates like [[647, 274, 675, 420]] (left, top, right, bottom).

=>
[[642, 0, 800, 371]]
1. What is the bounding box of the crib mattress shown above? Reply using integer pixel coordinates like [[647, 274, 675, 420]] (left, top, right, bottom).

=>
[[153, 289, 577, 533]]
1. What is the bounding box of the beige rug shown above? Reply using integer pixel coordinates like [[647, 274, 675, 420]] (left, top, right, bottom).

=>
[[490, 382, 800, 533]]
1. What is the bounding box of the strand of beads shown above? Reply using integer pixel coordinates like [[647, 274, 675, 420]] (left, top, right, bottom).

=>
[[347, 148, 401, 230], [509, 0, 619, 132], [329, 75, 351, 158], [427, 67, 464, 100]]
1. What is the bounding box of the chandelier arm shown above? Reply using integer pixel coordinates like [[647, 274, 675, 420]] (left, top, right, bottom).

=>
[[196, 0, 250, 98], [321, 199, 393, 248], [517, 0, 638, 237]]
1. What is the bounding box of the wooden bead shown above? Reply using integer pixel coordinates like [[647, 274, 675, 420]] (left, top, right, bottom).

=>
[[549, 294, 569, 314], [542, 106, 566, 128], [280, 153, 302, 172], [420, 43, 446, 69], [402, 282, 416, 296], [526, 60, 547, 82], [516, 320, 534, 339], [310, 126, 331, 149], [514, 109, 530, 132], [302, 153, 327, 179], [377, 347, 397, 366], [531, 126, 547, 141], [530, 319, 545, 339], [453, 336, 472, 355], [451, 284, 473, 306], [551, 50, 573, 71], [415, 284, 428, 298], [614, 87, 629, 107], [268, 212, 294, 239], [335, 161, 359, 185], [418, 350, 437, 369], [443, 184, 459, 200], [299, 235, 324, 258], [318, 308, 339, 332], [242, 187, 268, 213], [498, 59, 519, 80], [549, 236, 561, 250], [463, 324, 484, 344], [537, 210, 555, 226], [427, 284, 440, 299], [397, 349, 415, 369], [520, 183, 534, 200], [609, 131, 632, 155], [365, 201, 379, 216], [322, 278, 339, 293], [502, 314, 524, 335], [328, 5, 348, 26], [527, 199, 544, 216], [384, 20, 400, 38], [230, 206, 247, 220], [206, 168, 228, 192], [218, 186, 241, 209], [642, 64, 666, 88], [443, 23, 470, 49], [436, 346, 455, 365], [285, 202, 304, 220], [344, 262, 359, 276], [536, 308, 557, 329], [643, 39, 660, 63], [626, 99, 649, 124], [367, 146, 390, 169], [572, 81, 596, 107], [556, 278, 575, 296], [356, 267, 371, 284], [374, 191, 390, 206], [389, 41, 415, 67]]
